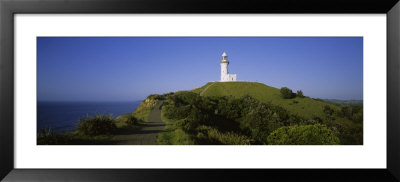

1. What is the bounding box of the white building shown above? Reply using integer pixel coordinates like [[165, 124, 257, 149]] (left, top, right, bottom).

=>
[[220, 52, 237, 82]]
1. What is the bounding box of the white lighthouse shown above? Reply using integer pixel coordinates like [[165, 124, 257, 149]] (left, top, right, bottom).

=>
[[220, 52, 237, 82]]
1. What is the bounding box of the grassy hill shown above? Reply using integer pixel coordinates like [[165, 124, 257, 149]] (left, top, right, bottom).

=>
[[193, 81, 340, 119]]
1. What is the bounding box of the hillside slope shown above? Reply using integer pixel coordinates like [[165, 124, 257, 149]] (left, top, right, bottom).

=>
[[194, 81, 339, 119]]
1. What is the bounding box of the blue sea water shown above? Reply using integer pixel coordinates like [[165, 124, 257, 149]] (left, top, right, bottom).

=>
[[37, 101, 142, 133]]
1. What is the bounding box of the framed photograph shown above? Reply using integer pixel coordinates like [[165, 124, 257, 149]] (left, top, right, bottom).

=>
[[1, 0, 399, 181]]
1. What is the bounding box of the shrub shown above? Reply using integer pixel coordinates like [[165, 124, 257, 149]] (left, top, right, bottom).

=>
[[351, 112, 363, 123], [196, 126, 251, 145], [37, 127, 69, 145], [337, 105, 363, 124], [338, 106, 351, 118], [323, 105, 334, 116], [241, 104, 275, 143], [296, 90, 304, 98], [267, 124, 340, 145], [280, 87, 294, 99], [163, 104, 192, 120], [76, 114, 117, 136], [126, 114, 141, 126], [171, 91, 200, 106], [147, 94, 164, 100], [175, 118, 198, 132]]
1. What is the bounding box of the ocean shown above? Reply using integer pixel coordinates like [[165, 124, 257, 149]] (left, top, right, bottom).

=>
[[37, 101, 142, 133]]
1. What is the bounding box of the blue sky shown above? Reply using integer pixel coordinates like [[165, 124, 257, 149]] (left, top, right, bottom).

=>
[[37, 37, 363, 101]]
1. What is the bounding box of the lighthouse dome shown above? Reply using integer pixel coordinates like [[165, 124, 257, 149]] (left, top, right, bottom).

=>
[[220, 52, 229, 64]]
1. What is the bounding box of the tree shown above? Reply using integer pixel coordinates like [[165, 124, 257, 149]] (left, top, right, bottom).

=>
[[296, 90, 304, 98], [280, 87, 294, 99], [323, 105, 334, 116], [267, 124, 340, 145]]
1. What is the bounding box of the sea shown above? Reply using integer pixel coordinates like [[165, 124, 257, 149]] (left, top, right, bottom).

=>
[[37, 101, 142, 133]]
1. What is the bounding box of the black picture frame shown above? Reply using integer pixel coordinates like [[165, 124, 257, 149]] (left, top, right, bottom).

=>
[[1, 0, 399, 181]]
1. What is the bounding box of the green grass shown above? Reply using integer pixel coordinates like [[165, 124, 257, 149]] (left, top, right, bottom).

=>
[[197, 81, 340, 119], [132, 99, 157, 122], [157, 107, 194, 145], [192, 82, 215, 95], [115, 98, 155, 127], [37, 127, 116, 145], [132, 106, 151, 122], [115, 113, 135, 128]]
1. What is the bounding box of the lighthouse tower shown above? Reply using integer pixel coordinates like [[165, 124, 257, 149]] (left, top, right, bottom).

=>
[[220, 52, 237, 82]]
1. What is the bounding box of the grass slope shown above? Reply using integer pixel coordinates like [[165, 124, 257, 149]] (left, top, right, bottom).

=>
[[115, 97, 156, 127], [157, 107, 194, 145], [197, 81, 339, 119]]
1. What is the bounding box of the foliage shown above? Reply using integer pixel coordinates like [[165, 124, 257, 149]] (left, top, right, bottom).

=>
[[157, 113, 195, 145], [37, 127, 69, 145], [280, 87, 294, 99], [147, 92, 174, 100], [195, 125, 251, 145], [126, 114, 142, 126], [76, 114, 117, 136], [160, 91, 309, 145], [267, 124, 340, 145], [323, 117, 363, 145], [323, 105, 334, 116], [197, 81, 342, 119], [296, 90, 304, 98], [337, 106, 363, 121], [158, 82, 363, 145], [37, 127, 113, 145]]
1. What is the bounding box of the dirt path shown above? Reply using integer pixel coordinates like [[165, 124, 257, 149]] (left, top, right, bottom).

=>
[[200, 82, 216, 96], [112, 101, 165, 145]]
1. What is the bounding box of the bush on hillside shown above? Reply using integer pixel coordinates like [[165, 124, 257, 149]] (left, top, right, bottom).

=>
[[170, 91, 201, 106], [37, 127, 70, 145], [280, 87, 295, 99], [195, 125, 251, 145], [323, 105, 334, 116], [337, 105, 363, 123], [267, 124, 340, 145], [161, 90, 363, 145], [126, 115, 142, 126], [296, 90, 304, 98], [76, 114, 117, 136], [351, 112, 363, 123], [162, 92, 310, 144], [147, 94, 164, 100]]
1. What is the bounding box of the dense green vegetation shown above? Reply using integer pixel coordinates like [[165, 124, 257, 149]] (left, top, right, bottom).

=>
[[280, 87, 295, 99], [194, 82, 342, 119], [37, 127, 116, 145], [267, 124, 340, 145], [157, 111, 195, 145], [296, 90, 304, 98], [76, 114, 117, 136], [160, 82, 363, 145]]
